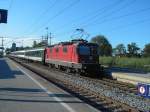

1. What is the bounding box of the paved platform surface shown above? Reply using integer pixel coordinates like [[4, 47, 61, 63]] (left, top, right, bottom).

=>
[[108, 67, 150, 84], [0, 58, 99, 112], [110, 67, 150, 78]]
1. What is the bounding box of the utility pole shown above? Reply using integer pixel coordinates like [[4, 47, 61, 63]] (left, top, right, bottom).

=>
[[49, 32, 53, 46], [0, 37, 4, 56], [0, 37, 4, 47], [21, 40, 24, 47], [45, 27, 53, 46], [46, 27, 49, 46]]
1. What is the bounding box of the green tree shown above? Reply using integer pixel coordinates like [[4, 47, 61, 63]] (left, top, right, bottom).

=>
[[33, 41, 46, 48], [33, 41, 37, 48], [5, 48, 11, 54], [127, 42, 140, 57], [143, 43, 150, 57], [91, 35, 112, 56], [115, 44, 126, 56]]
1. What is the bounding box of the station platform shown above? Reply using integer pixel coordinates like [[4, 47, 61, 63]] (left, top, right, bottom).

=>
[[0, 58, 99, 112], [108, 67, 150, 85]]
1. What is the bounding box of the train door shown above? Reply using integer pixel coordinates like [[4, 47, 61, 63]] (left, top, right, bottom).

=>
[[42, 49, 46, 64], [71, 46, 76, 63], [55, 47, 59, 60], [69, 46, 72, 62]]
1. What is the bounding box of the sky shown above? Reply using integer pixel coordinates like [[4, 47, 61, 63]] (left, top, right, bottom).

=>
[[0, 0, 150, 49]]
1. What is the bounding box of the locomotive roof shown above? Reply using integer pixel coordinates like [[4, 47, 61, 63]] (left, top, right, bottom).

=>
[[47, 39, 98, 48], [48, 39, 97, 47]]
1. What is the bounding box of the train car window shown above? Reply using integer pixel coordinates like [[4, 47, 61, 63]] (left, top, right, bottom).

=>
[[63, 46, 67, 53], [32, 51, 34, 56], [31, 51, 33, 56], [27, 51, 29, 56], [35, 51, 38, 57], [39, 50, 42, 57], [30, 51, 32, 56], [38, 51, 40, 57], [56, 48, 59, 53], [37, 51, 39, 57], [36, 51, 38, 57], [78, 46, 90, 55], [50, 48, 52, 53]]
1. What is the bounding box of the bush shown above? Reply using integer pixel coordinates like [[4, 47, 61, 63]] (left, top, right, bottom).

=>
[[99, 56, 113, 66], [99, 56, 150, 72]]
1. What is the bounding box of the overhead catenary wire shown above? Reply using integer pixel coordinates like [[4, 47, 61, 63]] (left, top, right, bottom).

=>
[[23, 0, 59, 35], [28, 0, 80, 35], [107, 17, 150, 32], [58, 13, 150, 39], [83, 7, 150, 28], [55, 3, 150, 40], [5, 0, 149, 47], [8, 0, 13, 10], [79, 0, 137, 28], [54, 0, 136, 36], [53, 0, 123, 33]]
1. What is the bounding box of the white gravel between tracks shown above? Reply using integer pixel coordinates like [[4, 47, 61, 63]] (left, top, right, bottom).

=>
[[48, 71, 150, 112]]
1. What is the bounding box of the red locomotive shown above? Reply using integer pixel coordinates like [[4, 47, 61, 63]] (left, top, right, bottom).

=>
[[45, 39, 101, 76]]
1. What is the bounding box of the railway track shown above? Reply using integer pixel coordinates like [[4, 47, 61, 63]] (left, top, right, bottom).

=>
[[101, 78, 137, 93], [10, 57, 149, 112], [83, 77, 137, 94], [55, 67, 138, 95]]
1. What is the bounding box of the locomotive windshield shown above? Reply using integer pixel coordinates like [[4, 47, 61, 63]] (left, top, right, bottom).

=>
[[78, 45, 99, 55], [78, 46, 90, 55]]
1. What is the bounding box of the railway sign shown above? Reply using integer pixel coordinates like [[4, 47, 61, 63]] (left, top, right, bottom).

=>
[[0, 9, 8, 23], [138, 83, 150, 98]]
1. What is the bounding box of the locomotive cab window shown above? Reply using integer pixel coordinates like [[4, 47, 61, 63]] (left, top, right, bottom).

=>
[[50, 48, 52, 53], [63, 46, 67, 53], [55, 47, 59, 53], [78, 46, 90, 55]]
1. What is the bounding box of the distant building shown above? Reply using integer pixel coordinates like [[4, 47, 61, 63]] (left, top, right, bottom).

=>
[[0, 47, 4, 57], [11, 43, 16, 51]]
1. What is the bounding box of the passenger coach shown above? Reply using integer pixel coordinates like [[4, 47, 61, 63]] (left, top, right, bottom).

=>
[[10, 48, 45, 62]]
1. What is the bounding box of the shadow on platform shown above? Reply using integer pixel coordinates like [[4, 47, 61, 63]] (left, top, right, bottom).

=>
[[0, 87, 44, 92], [0, 98, 83, 103], [0, 58, 23, 79], [0, 87, 73, 98], [0, 87, 81, 103], [48, 93, 73, 97]]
